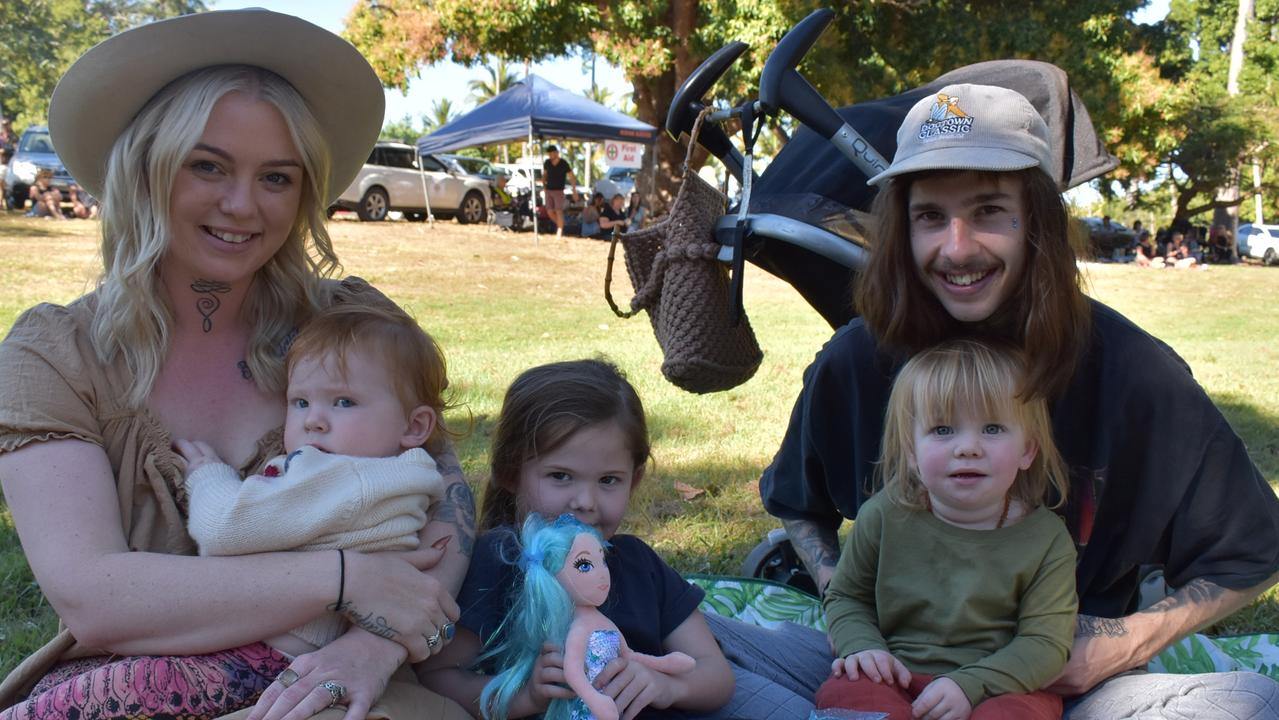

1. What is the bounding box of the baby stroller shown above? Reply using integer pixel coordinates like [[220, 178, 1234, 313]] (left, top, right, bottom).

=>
[[626, 9, 1120, 591], [490, 181, 537, 231]]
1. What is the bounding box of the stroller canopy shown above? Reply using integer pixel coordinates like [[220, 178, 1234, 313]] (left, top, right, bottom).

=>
[[417, 74, 657, 155]]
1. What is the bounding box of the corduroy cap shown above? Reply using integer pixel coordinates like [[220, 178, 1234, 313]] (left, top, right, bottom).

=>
[[867, 83, 1053, 186]]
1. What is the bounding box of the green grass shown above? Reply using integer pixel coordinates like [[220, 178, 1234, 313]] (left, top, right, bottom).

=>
[[2, 212, 1278, 677]]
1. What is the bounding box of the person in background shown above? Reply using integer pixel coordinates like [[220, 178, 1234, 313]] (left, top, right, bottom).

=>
[[68, 183, 98, 219], [24, 169, 64, 219], [598, 193, 627, 235], [626, 191, 647, 232], [580, 192, 604, 237], [0, 117, 17, 209], [541, 144, 581, 238]]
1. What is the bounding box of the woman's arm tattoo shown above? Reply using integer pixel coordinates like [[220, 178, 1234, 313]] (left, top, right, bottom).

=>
[[329, 601, 399, 640], [190, 279, 230, 332], [432, 480, 476, 557]]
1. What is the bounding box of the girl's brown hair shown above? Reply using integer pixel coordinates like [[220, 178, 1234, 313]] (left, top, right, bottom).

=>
[[856, 167, 1090, 400], [285, 302, 456, 454], [479, 359, 649, 531], [879, 339, 1068, 512]]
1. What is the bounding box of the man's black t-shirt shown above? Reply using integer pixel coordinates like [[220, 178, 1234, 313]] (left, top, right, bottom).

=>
[[760, 300, 1279, 618], [542, 158, 571, 191], [458, 528, 704, 671]]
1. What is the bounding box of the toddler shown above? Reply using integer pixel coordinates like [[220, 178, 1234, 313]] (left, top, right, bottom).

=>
[[817, 340, 1077, 720]]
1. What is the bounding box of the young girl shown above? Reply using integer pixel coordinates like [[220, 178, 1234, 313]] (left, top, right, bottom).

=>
[[1, 302, 459, 720], [817, 340, 1077, 720], [418, 359, 735, 719]]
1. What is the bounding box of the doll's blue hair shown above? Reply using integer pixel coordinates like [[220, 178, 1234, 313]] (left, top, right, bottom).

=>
[[479, 513, 607, 720]]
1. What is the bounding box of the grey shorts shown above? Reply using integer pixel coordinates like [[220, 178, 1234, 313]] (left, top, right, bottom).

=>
[[545, 189, 566, 212]]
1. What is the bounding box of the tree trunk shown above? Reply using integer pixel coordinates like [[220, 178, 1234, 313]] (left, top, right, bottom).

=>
[[632, 0, 704, 215], [1215, 0, 1254, 260]]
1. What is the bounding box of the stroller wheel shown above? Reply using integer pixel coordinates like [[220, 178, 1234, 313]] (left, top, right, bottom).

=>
[[741, 527, 817, 596]]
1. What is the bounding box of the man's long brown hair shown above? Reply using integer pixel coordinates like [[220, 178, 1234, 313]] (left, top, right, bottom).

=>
[[856, 168, 1090, 400]]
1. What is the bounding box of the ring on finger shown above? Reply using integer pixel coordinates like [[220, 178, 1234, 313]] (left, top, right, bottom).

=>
[[425, 628, 443, 649], [440, 621, 456, 641], [320, 680, 346, 708], [276, 668, 299, 688]]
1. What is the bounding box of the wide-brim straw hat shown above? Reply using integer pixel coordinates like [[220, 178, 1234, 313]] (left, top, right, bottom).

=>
[[49, 8, 384, 204]]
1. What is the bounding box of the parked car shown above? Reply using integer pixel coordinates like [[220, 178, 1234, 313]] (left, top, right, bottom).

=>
[[593, 166, 638, 201], [438, 153, 504, 183], [4, 126, 75, 209], [1078, 217, 1137, 256], [1237, 223, 1279, 265], [331, 142, 490, 223]]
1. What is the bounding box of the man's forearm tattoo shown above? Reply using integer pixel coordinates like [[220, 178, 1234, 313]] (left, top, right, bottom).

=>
[[1140, 577, 1227, 615], [432, 480, 476, 557], [331, 601, 399, 640], [190, 279, 230, 332], [1076, 614, 1128, 638], [782, 518, 840, 578]]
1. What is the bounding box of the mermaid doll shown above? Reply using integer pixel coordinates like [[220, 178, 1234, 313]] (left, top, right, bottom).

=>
[[479, 514, 695, 720]]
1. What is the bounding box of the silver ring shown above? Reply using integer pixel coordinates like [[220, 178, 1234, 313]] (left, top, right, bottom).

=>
[[441, 621, 456, 641], [426, 629, 442, 649], [276, 668, 299, 688], [320, 680, 346, 707]]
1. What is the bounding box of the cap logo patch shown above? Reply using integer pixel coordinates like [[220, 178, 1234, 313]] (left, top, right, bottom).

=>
[[918, 93, 973, 141]]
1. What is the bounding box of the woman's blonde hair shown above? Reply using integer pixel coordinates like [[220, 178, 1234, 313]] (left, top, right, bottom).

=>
[[93, 65, 339, 407], [878, 339, 1068, 512]]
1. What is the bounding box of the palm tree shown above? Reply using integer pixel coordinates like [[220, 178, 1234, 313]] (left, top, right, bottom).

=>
[[584, 84, 613, 110], [423, 98, 458, 133], [468, 57, 519, 106], [580, 85, 620, 188]]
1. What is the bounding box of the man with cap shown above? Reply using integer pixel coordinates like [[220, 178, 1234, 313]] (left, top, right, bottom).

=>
[[759, 84, 1279, 717], [541, 144, 581, 237], [0, 117, 16, 209]]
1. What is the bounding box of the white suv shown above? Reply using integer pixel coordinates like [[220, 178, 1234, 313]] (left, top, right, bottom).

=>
[[1237, 223, 1279, 265], [332, 142, 490, 223]]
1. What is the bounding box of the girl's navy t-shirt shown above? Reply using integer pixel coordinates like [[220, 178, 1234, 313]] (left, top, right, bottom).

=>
[[459, 529, 704, 669]]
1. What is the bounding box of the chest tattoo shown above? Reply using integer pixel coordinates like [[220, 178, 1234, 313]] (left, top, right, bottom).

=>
[[190, 279, 231, 333]]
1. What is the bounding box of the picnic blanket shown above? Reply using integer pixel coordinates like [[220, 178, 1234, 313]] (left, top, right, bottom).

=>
[[690, 576, 1279, 680]]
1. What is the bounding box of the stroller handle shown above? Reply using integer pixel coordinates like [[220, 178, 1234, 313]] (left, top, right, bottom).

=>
[[759, 8, 891, 178], [758, 8, 833, 120], [666, 41, 753, 183]]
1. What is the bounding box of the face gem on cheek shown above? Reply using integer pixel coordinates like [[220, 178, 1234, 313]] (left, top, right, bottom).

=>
[[1011, 218, 1020, 229]]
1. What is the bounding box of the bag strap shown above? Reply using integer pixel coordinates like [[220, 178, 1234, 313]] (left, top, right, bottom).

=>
[[604, 226, 644, 318], [680, 106, 712, 173], [604, 107, 717, 319]]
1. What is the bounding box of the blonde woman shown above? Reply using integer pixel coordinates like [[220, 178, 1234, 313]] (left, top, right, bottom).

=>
[[0, 10, 473, 720]]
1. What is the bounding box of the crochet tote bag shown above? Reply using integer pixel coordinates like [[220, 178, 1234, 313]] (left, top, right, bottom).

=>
[[605, 111, 763, 393]]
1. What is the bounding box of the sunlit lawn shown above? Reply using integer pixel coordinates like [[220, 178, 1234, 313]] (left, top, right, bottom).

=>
[[2, 211, 1277, 678]]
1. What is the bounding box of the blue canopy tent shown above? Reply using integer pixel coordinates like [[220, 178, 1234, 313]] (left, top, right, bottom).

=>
[[417, 74, 656, 240], [416, 73, 657, 154]]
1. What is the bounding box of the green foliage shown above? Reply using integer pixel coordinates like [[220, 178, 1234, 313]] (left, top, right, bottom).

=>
[[381, 113, 429, 143], [467, 56, 520, 106], [0, 0, 206, 127], [1121, 0, 1279, 221], [425, 98, 459, 132]]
